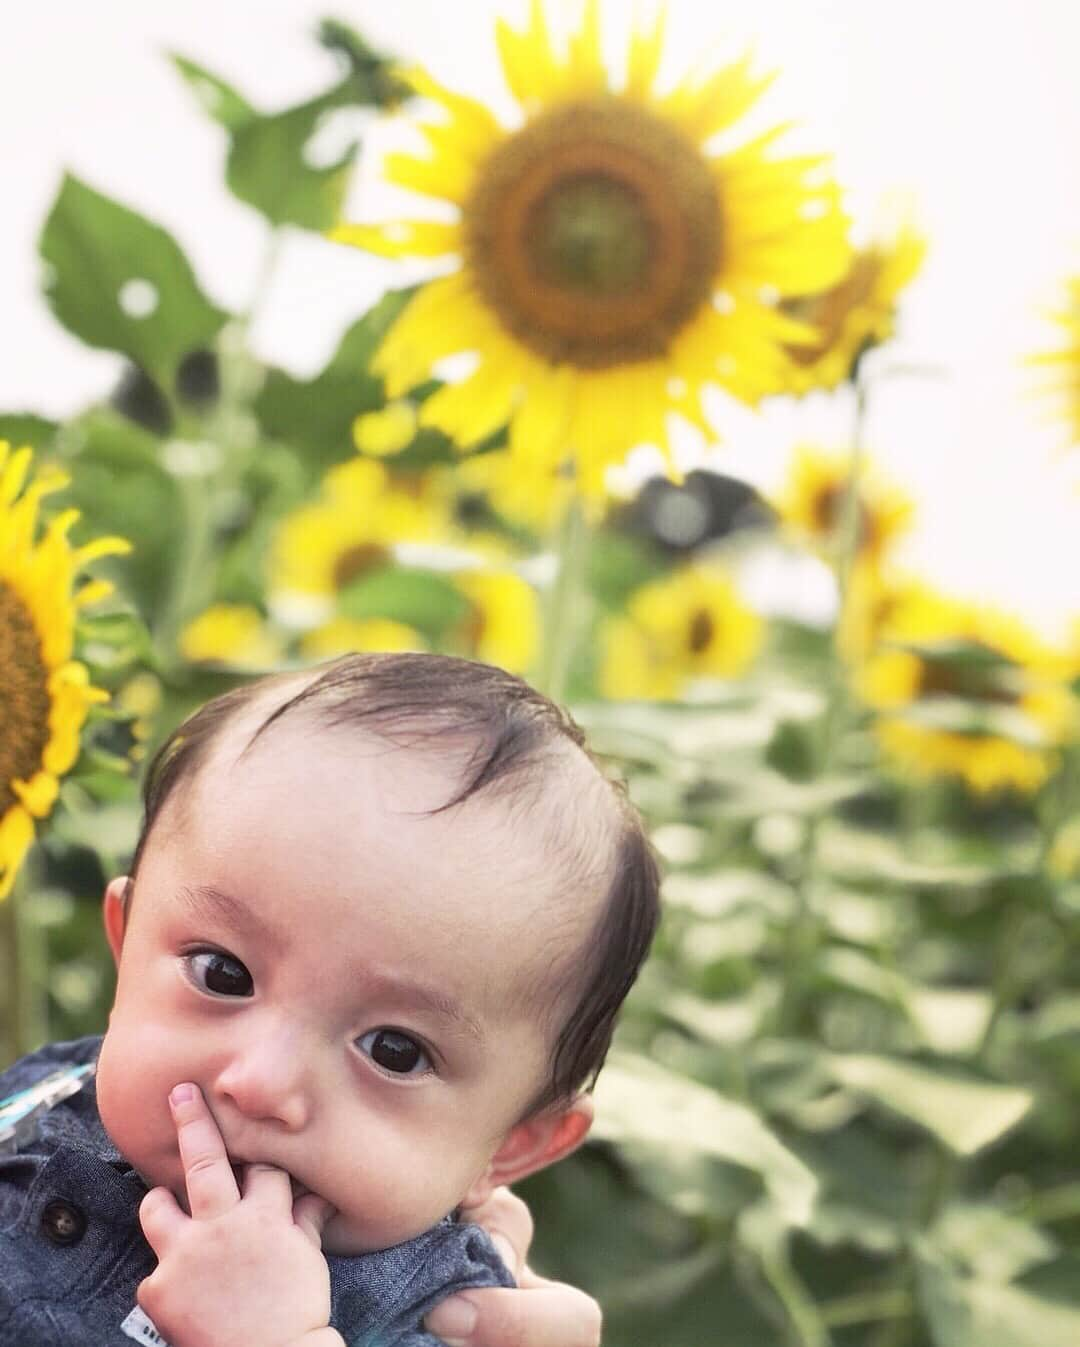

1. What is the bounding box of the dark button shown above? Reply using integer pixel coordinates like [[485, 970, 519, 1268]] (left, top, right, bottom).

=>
[[41, 1199, 87, 1247]]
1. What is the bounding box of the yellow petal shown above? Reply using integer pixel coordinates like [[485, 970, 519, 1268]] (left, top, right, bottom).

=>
[[566, 0, 607, 96], [383, 150, 473, 207], [420, 357, 521, 446], [626, 3, 667, 99], [352, 402, 419, 457], [661, 54, 776, 144], [0, 446, 33, 505], [496, 0, 562, 107], [329, 220, 462, 259], [11, 771, 59, 819], [402, 65, 504, 158], [0, 805, 35, 901]]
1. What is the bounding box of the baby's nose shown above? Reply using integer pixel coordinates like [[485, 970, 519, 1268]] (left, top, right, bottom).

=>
[[213, 1034, 311, 1131]]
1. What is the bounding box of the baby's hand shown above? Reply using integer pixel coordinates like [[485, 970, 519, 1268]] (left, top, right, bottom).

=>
[[137, 1083, 342, 1347]]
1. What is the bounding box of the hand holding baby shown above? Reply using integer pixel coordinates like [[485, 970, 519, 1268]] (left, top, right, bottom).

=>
[[137, 1083, 344, 1347]]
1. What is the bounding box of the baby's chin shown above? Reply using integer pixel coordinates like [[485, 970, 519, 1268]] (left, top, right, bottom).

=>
[[320, 1206, 441, 1257]]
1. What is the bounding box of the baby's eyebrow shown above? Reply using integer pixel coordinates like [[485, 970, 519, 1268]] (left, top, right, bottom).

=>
[[358, 969, 487, 1046], [177, 884, 264, 939]]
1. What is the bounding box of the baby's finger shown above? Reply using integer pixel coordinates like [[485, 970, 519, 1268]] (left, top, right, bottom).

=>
[[169, 1082, 240, 1221], [139, 1186, 187, 1256], [457, 1185, 532, 1279], [292, 1192, 336, 1248], [241, 1161, 293, 1213]]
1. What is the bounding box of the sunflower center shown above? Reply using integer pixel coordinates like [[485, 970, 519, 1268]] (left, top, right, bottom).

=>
[[465, 97, 721, 369], [532, 178, 651, 297], [811, 483, 876, 552], [916, 643, 1018, 706], [332, 545, 389, 592], [687, 609, 715, 655], [0, 580, 51, 816]]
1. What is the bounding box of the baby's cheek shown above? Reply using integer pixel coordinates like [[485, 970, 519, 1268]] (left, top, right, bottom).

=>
[[97, 1029, 177, 1184]]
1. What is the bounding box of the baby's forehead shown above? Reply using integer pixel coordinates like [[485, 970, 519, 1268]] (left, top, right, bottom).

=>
[[197, 700, 614, 976]]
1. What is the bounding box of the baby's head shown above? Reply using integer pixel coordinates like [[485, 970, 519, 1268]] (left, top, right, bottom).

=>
[[96, 653, 660, 1254]]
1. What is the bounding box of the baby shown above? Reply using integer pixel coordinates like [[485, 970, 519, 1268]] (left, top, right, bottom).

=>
[[0, 652, 660, 1347]]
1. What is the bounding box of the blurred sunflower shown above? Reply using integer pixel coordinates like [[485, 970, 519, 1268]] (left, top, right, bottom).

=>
[[300, 617, 425, 660], [857, 586, 1074, 794], [352, 401, 421, 458], [774, 444, 913, 565], [779, 213, 925, 393], [1029, 275, 1080, 447], [332, 0, 849, 500], [453, 448, 575, 538], [179, 603, 283, 669], [0, 442, 129, 899], [451, 570, 538, 673], [268, 458, 452, 626], [353, 399, 571, 540], [601, 565, 762, 699]]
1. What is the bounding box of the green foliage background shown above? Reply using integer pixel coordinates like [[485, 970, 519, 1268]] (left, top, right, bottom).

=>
[[3, 19, 1080, 1347]]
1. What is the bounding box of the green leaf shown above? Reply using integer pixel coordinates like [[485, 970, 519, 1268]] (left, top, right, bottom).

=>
[[904, 987, 994, 1057], [586, 531, 668, 610], [0, 413, 59, 450], [827, 1054, 1033, 1155], [39, 176, 229, 382], [170, 54, 256, 131], [593, 1052, 818, 1226], [254, 291, 413, 472], [58, 408, 185, 621], [661, 868, 795, 920], [929, 1203, 1057, 1283], [918, 1259, 1080, 1347], [337, 566, 471, 638], [225, 81, 359, 230], [890, 697, 1048, 748]]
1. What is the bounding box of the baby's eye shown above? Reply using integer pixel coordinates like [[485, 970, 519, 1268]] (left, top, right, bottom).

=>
[[356, 1029, 432, 1077], [186, 950, 254, 998]]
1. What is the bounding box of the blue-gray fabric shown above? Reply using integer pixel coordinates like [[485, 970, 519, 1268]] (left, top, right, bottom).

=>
[[0, 1038, 513, 1347]]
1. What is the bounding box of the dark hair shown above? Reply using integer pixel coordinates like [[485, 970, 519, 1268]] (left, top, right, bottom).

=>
[[130, 653, 661, 1113]]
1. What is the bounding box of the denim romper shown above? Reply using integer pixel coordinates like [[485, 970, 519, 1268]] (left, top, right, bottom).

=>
[[0, 1038, 512, 1346]]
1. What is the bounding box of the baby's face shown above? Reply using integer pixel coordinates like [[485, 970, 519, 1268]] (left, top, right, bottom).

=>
[[96, 716, 592, 1254]]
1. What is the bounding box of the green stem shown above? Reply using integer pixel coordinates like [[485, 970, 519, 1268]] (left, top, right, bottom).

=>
[[779, 378, 870, 1031], [153, 228, 282, 666], [154, 461, 216, 664], [536, 497, 589, 703], [0, 885, 18, 1066], [818, 1288, 913, 1329], [0, 864, 49, 1064]]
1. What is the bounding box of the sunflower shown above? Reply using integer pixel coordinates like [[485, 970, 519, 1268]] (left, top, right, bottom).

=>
[[331, 0, 849, 501], [354, 398, 572, 539], [268, 458, 452, 626], [774, 444, 913, 565], [300, 617, 425, 660], [601, 564, 762, 700], [451, 569, 538, 673], [1029, 275, 1080, 447], [779, 212, 925, 393], [857, 586, 1074, 794], [0, 442, 129, 899], [179, 604, 284, 669]]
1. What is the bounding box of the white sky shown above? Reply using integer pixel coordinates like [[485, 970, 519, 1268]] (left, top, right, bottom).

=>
[[3, 1, 1080, 635]]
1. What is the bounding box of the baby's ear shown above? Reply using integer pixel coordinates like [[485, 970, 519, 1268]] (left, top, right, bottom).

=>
[[103, 876, 132, 964], [463, 1094, 593, 1208]]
